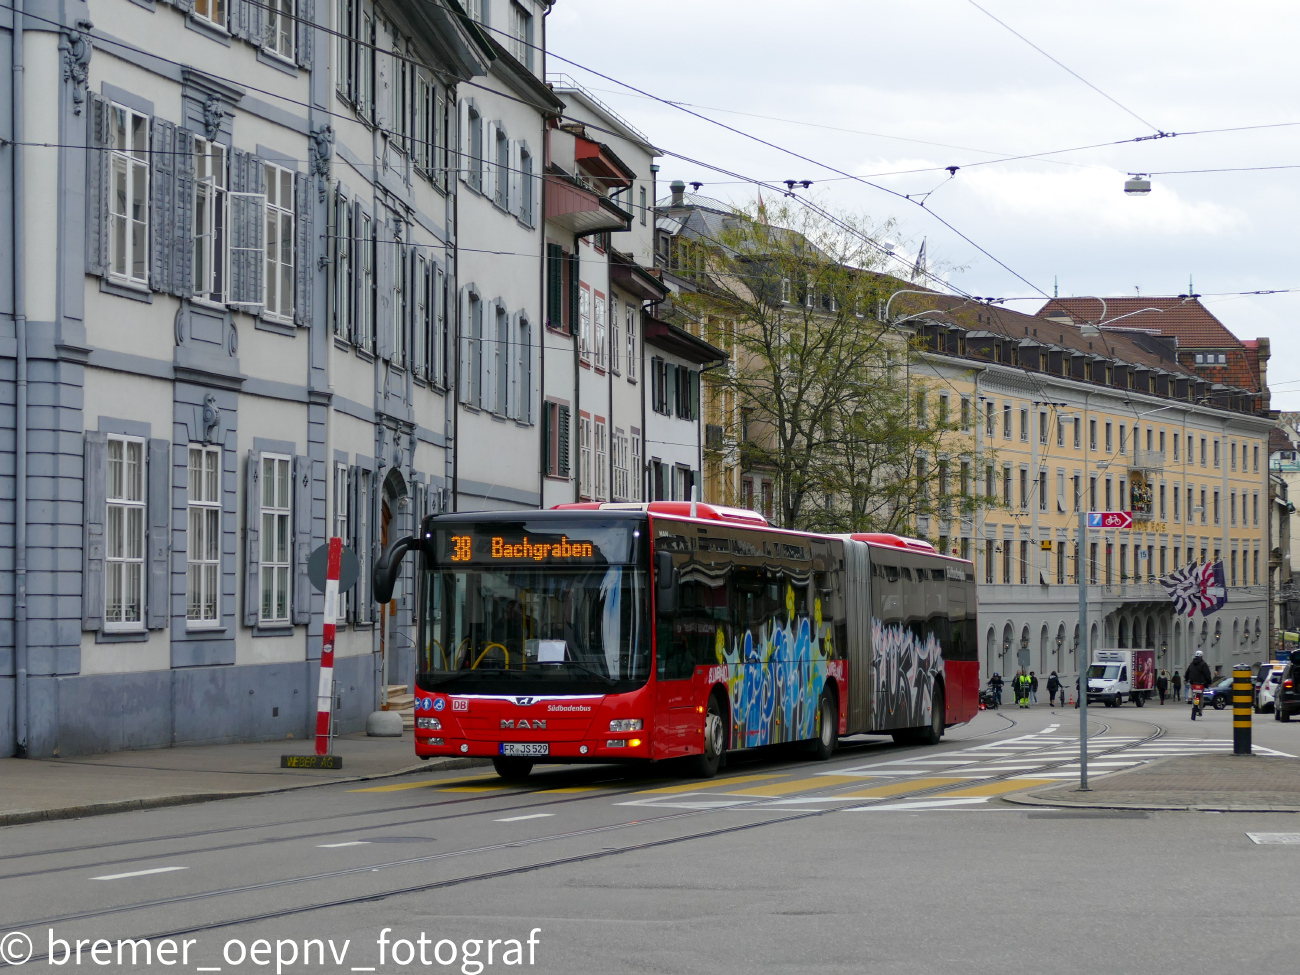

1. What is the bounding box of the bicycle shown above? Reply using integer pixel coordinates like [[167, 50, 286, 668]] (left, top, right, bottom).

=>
[[1190, 683, 1205, 720]]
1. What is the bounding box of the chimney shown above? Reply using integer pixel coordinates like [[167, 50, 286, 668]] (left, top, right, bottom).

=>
[[670, 180, 685, 206]]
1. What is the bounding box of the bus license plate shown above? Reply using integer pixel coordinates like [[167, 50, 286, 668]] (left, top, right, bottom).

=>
[[500, 743, 549, 757]]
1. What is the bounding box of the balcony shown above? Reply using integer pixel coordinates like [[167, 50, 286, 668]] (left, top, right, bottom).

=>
[[546, 171, 633, 236], [1131, 448, 1165, 471]]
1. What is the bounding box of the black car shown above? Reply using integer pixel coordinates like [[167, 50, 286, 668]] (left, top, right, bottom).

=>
[[1199, 676, 1234, 710], [1275, 661, 1300, 722]]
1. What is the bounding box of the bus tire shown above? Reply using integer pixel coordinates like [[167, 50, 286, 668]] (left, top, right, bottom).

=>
[[687, 694, 726, 778], [492, 757, 534, 782], [916, 684, 945, 746], [811, 693, 837, 761]]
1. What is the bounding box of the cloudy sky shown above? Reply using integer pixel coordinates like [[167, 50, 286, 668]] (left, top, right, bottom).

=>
[[548, 0, 1300, 409]]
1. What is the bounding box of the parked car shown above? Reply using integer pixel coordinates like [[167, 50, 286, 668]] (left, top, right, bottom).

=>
[[1255, 664, 1284, 713], [1275, 660, 1300, 722], [1200, 676, 1235, 710]]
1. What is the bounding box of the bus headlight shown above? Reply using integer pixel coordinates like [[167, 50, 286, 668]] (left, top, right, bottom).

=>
[[609, 719, 643, 732], [417, 717, 442, 730]]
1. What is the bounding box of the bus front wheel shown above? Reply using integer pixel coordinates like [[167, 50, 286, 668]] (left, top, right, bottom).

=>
[[492, 757, 534, 782], [687, 696, 726, 778]]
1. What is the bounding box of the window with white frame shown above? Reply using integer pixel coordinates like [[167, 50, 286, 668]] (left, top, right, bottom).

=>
[[595, 420, 608, 501], [630, 433, 641, 500], [265, 0, 295, 59], [264, 163, 295, 321], [187, 445, 222, 626], [610, 298, 621, 375], [392, 239, 408, 368], [193, 0, 226, 28], [333, 192, 353, 339], [510, 1, 534, 71], [413, 253, 428, 379], [333, 462, 350, 621], [612, 430, 629, 501], [193, 138, 228, 303], [105, 436, 146, 630], [626, 304, 637, 380], [594, 295, 607, 369], [579, 286, 592, 361], [260, 455, 293, 624], [108, 104, 149, 286], [579, 415, 592, 498], [639, 186, 647, 226]]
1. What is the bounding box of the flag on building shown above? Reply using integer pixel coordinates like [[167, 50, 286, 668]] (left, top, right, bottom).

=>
[[1161, 559, 1228, 617], [1198, 558, 1227, 616], [1161, 562, 1202, 617]]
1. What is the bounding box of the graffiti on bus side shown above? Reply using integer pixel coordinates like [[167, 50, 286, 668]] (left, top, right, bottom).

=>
[[702, 586, 836, 749], [870, 618, 944, 730]]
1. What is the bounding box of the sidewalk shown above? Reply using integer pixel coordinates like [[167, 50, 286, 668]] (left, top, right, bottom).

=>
[[1007, 753, 1300, 812], [0, 734, 486, 827]]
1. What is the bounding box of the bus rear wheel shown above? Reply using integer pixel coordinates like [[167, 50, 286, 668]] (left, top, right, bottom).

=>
[[811, 693, 838, 761], [492, 757, 534, 782], [916, 685, 945, 746], [686, 695, 726, 778]]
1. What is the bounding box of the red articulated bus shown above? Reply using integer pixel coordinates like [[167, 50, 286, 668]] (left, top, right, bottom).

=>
[[373, 501, 979, 781]]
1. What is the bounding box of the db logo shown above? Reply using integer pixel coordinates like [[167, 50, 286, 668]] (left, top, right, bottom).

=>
[[432, 697, 447, 712], [452, 699, 469, 712]]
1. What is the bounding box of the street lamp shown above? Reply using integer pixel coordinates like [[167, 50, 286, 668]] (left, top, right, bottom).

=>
[[1125, 174, 1152, 195]]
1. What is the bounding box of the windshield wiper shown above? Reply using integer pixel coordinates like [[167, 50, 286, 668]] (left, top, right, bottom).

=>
[[553, 660, 617, 687]]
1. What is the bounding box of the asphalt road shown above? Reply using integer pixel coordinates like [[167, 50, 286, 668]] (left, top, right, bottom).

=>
[[3, 702, 1299, 975]]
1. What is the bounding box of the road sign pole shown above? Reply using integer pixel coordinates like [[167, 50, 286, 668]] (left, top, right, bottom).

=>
[[1233, 666, 1252, 756], [1078, 506, 1089, 791], [315, 537, 343, 756]]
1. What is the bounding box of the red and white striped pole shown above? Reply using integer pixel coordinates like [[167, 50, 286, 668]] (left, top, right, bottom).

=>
[[315, 536, 343, 756]]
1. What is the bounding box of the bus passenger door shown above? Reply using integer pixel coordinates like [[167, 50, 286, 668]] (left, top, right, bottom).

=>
[[654, 614, 697, 758]]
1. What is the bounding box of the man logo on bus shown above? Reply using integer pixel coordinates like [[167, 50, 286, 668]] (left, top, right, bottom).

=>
[[501, 719, 546, 730]]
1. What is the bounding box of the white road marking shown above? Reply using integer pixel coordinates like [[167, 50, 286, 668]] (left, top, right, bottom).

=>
[[317, 841, 371, 848], [1247, 833, 1300, 845], [91, 866, 188, 881], [494, 813, 556, 822], [847, 797, 991, 811]]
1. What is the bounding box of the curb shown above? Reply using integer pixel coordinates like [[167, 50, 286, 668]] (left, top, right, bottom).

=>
[[1001, 791, 1300, 814], [0, 756, 492, 828]]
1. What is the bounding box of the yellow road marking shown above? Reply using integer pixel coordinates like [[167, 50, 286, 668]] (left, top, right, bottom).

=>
[[726, 775, 865, 797], [350, 775, 499, 793], [638, 773, 782, 795], [837, 777, 969, 799], [936, 778, 1056, 797]]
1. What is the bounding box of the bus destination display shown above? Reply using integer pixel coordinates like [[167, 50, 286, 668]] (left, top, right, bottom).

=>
[[439, 529, 603, 564]]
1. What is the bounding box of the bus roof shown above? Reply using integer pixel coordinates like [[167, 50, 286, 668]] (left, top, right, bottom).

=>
[[552, 501, 770, 527]]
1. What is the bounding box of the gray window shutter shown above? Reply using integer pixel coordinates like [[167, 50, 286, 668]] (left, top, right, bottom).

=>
[[352, 201, 369, 351], [173, 0, 193, 13], [292, 455, 313, 624], [457, 99, 469, 185], [690, 370, 700, 422], [229, 147, 250, 193], [347, 464, 360, 624], [82, 432, 108, 631], [522, 319, 533, 423], [86, 93, 112, 277], [557, 406, 571, 479], [172, 127, 196, 298], [294, 171, 313, 326], [375, 220, 393, 360], [458, 289, 471, 404], [149, 118, 177, 294], [147, 438, 172, 629], [228, 190, 267, 306], [295, 0, 315, 68], [244, 450, 261, 627], [229, 0, 249, 39]]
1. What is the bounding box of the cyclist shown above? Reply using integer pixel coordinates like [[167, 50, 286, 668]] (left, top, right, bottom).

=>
[[1185, 650, 1212, 719]]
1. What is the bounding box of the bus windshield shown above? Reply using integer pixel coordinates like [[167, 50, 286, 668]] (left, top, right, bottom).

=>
[[419, 562, 651, 693]]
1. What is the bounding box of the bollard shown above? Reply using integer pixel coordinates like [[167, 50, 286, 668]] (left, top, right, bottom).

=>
[[1233, 666, 1252, 756]]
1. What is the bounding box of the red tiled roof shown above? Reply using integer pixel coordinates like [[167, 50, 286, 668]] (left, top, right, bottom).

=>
[[1036, 296, 1243, 349]]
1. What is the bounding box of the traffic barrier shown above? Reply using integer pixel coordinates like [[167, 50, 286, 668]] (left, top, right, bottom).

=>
[[1233, 665, 1252, 756], [316, 536, 343, 756]]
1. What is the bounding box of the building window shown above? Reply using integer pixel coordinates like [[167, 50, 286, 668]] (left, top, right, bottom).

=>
[[264, 163, 295, 321], [579, 415, 592, 498], [984, 542, 994, 584], [985, 404, 995, 438], [333, 191, 353, 340], [1253, 492, 1259, 526], [265, 0, 296, 59], [1073, 418, 1081, 448], [1001, 543, 1011, 584], [358, 211, 374, 352], [1230, 492, 1237, 526], [595, 420, 608, 501], [1213, 439, 1220, 468], [510, 1, 535, 71], [105, 436, 146, 630], [1199, 488, 1206, 524], [333, 463, 350, 621], [579, 286, 592, 362], [1254, 549, 1260, 586], [1072, 475, 1081, 513], [1253, 444, 1260, 472], [612, 431, 630, 501], [1173, 434, 1179, 461], [1089, 476, 1097, 511], [1039, 411, 1048, 444], [108, 104, 149, 287], [1018, 540, 1028, 584], [1002, 403, 1011, 439], [1213, 490, 1220, 525], [493, 306, 509, 415], [960, 397, 971, 431], [1159, 483, 1166, 519], [630, 433, 642, 501], [626, 305, 637, 381], [1056, 545, 1065, 585], [1105, 422, 1113, 453], [594, 294, 607, 370], [1056, 417, 1064, 447], [640, 186, 647, 226], [1019, 408, 1029, 442], [1105, 478, 1113, 510], [194, 138, 228, 304], [938, 394, 949, 425], [1200, 438, 1207, 466], [193, 0, 226, 27], [1119, 424, 1127, 453], [519, 146, 534, 224], [259, 455, 293, 624], [1038, 470, 1047, 511], [187, 446, 222, 626], [1174, 485, 1181, 522], [985, 465, 994, 499], [1002, 466, 1012, 505]]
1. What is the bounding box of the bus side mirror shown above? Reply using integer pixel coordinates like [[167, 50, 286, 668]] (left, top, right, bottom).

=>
[[373, 535, 419, 605], [655, 551, 678, 615]]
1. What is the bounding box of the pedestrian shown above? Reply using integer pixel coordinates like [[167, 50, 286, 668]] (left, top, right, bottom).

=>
[[1017, 670, 1031, 708], [1172, 671, 1182, 702], [1074, 675, 1080, 708], [1047, 671, 1061, 706], [1029, 671, 1039, 705], [1156, 670, 1169, 705]]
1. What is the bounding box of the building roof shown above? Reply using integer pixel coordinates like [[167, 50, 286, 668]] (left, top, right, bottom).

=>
[[644, 316, 728, 365], [656, 192, 737, 215]]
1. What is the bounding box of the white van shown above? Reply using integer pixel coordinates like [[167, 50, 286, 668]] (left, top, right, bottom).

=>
[[1086, 648, 1156, 707]]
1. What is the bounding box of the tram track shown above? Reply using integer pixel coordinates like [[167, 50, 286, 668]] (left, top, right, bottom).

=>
[[0, 715, 1165, 967]]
